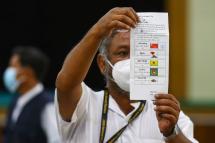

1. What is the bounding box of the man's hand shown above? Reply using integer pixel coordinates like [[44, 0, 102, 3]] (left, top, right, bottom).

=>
[[93, 7, 139, 38], [153, 94, 181, 137]]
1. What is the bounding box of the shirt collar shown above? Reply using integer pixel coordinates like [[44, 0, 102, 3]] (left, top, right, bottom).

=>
[[16, 83, 44, 107], [108, 94, 141, 119]]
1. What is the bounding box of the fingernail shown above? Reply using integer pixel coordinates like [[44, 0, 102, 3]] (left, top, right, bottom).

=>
[[126, 26, 130, 29]]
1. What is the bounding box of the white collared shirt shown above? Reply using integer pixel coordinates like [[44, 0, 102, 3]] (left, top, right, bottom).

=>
[[55, 83, 199, 143], [12, 83, 61, 143]]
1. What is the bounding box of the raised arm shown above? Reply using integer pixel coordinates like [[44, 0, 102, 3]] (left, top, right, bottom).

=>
[[55, 7, 139, 121]]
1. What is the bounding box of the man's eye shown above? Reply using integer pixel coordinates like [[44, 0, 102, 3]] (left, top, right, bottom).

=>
[[118, 51, 128, 56]]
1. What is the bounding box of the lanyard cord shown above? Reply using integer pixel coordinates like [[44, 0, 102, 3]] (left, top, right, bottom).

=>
[[99, 90, 146, 143], [99, 89, 109, 143]]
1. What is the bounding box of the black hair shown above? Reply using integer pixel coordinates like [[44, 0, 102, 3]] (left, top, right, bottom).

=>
[[12, 46, 50, 81]]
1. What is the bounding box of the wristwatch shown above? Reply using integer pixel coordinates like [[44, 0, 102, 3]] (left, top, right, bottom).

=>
[[163, 124, 181, 141]]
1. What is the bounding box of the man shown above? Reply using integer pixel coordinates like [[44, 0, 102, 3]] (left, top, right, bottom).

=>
[[3, 46, 61, 143], [55, 7, 198, 143]]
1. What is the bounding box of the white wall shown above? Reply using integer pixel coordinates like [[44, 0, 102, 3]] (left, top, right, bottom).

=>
[[187, 0, 215, 101]]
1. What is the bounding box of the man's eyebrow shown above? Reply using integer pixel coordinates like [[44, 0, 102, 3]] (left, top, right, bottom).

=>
[[116, 45, 129, 50]]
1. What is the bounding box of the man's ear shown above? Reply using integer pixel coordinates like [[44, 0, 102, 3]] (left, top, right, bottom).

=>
[[97, 54, 106, 75], [18, 67, 35, 82]]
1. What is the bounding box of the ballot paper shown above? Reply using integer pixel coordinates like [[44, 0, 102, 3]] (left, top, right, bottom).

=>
[[130, 13, 169, 100]]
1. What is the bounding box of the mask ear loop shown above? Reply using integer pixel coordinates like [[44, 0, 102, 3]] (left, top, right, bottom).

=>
[[102, 55, 116, 83], [101, 54, 113, 68], [105, 59, 114, 68]]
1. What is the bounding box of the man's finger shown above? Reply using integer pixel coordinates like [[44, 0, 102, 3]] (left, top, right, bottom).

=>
[[159, 113, 177, 124], [114, 7, 138, 24], [110, 20, 131, 30], [129, 7, 140, 22], [154, 105, 178, 118], [153, 99, 180, 112], [114, 15, 136, 28], [155, 94, 180, 106]]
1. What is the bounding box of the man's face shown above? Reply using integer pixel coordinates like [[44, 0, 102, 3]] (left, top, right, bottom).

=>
[[8, 54, 31, 88], [98, 31, 130, 92], [3, 54, 24, 92], [97, 31, 130, 77], [108, 31, 130, 64], [97, 31, 130, 93]]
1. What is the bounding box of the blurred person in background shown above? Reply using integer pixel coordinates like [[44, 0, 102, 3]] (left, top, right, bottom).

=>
[[55, 7, 198, 143], [3, 46, 61, 143]]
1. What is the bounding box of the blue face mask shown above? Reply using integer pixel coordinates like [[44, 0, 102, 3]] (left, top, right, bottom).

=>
[[3, 67, 21, 93]]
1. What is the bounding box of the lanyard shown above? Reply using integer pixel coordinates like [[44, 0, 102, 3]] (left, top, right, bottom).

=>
[[99, 90, 146, 143]]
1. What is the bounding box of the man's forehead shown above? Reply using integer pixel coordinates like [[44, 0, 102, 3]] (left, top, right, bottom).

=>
[[108, 31, 130, 52]]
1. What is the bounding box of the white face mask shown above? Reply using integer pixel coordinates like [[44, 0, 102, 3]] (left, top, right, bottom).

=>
[[106, 59, 130, 92], [3, 67, 21, 93]]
